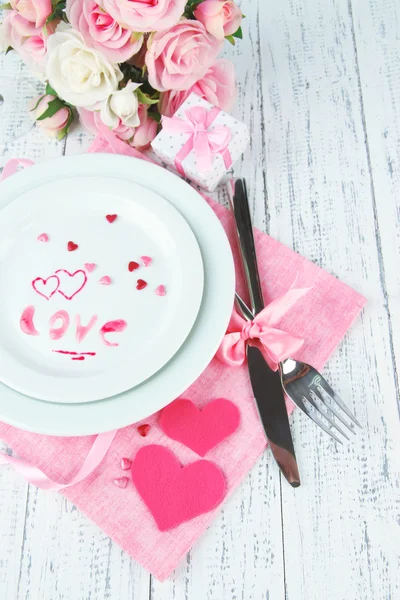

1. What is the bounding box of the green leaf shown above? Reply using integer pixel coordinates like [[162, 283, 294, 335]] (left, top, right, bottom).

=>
[[29, 94, 46, 112], [136, 88, 159, 106], [0, 3, 12, 9], [45, 83, 57, 96], [36, 97, 64, 121], [225, 34, 236, 46], [57, 108, 74, 140], [232, 26, 243, 39], [148, 111, 161, 124]]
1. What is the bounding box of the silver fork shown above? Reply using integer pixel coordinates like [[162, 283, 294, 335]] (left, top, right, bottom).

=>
[[235, 293, 361, 443]]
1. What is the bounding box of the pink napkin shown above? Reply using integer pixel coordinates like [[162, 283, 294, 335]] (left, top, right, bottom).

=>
[[0, 138, 366, 580]]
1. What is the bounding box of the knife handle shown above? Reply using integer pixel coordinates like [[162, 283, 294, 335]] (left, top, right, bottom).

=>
[[228, 179, 264, 315]]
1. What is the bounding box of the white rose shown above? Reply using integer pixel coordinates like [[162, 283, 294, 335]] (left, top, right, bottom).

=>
[[46, 24, 123, 108], [100, 81, 142, 129]]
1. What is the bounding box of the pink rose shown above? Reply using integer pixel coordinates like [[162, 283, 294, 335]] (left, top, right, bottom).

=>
[[146, 20, 223, 92], [79, 104, 157, 148], [29, 94, 71, 138], [99, 0, 187, 33], [78, 107, 136, 142], [132, 104, 158, 149], [10, 0, 52, 28], [159, 59, 236, 117], [66, 0, 143, 63], [1, 11, 56, 73], [194, 0, 242, 40]]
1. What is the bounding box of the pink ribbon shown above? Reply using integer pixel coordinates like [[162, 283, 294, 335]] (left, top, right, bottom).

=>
[[162, 106, 232, 177], [0, 430, 117, 490], [0, 157, 34, 182], [216, 288, 310, 371]]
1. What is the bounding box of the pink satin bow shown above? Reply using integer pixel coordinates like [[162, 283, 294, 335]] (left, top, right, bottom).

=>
[[162, 105, 232, 176], [216, 288, 310, 371]]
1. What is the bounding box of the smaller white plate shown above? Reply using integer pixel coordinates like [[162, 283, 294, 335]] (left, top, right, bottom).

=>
[[0, 176, 203, 403]]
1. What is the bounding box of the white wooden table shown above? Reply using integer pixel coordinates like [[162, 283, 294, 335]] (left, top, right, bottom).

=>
[[1, 0, 399, 597]]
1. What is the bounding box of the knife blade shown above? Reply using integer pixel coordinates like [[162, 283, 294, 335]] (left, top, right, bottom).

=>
[[228, 178, 300, 487]]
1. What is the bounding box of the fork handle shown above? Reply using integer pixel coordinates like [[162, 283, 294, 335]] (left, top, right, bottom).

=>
[[228, 179, 265, 315]]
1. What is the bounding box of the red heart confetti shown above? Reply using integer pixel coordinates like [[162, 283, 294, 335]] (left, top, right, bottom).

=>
[[136, 279, 147, 290], [120, 457, 132, 471], [128, 261, 140, 272], [113, 477, 129, 489], [138, 424, 150, 437], [67, 241, 78, 252], [106, 214, 117, 223]]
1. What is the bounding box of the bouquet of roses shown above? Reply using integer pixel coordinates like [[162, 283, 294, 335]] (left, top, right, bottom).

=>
[[0, 0, 243, 145]]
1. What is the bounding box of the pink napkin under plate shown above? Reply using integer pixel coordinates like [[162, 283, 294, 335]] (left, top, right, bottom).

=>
[[0, 138, 366, 580]]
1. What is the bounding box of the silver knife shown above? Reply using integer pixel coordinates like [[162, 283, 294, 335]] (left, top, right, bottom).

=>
[[228, 178, 301, 487]]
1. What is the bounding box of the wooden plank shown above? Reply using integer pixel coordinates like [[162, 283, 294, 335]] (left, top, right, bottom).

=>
[[351, 0, 400, 406], [15, 486, 150, 600], [257, 0, 400, 598]]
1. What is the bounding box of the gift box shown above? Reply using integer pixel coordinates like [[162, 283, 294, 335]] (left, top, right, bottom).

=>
[[151, 93, 249, 192]]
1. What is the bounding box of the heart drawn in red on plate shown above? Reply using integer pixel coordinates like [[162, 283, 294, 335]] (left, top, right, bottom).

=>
[[106, 214, 117, 223], [55, 269, 87, 300], [160, 398, 240, 457], [128, 261, 139, 272], [67, 241, 78, 252], [131, 445, 226, 531], [32, 275, 60, 300]]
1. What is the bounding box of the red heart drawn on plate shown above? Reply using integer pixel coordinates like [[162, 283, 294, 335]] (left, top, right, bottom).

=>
[[32, 275, 60, 300], [131, 445, 226, 531], [106, 214, 117, 223], [67, 241, 78, 252], [160, 398, 240, 457], [55, 269, 87, 300]]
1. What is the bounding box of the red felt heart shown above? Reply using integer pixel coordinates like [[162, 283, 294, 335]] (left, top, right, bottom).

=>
[[160, 398, 240, 457], [128, 261, 139, 272], [131, 445, 226, 531], [106, 214, 117, 223], [67, 241, 78, 252], [136, 279, 147, 290]]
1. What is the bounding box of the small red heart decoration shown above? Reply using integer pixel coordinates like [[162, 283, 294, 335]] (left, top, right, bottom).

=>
[[67, 241, 78, 252], [106, 214, 117, 223], [160, 398, 240, 457], [131, 445, 226, 531], [138, 424, 150, 437], [136, 279, 147, 290], [128, 261, 139, 272]]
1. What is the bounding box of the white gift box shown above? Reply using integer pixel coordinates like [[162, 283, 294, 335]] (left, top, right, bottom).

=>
[[151, 93, 249, 192]]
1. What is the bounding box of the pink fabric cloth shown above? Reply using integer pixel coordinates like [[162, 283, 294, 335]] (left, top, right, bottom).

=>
[[0, 137, 366, 580]]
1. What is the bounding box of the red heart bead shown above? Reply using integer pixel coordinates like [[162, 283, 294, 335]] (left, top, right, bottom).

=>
[[138, 424, 150, 437], [128, 261, 139, 272], [136, 279, 147, 290], [106, 214, 117, 223], [67, 241, 78, 252]]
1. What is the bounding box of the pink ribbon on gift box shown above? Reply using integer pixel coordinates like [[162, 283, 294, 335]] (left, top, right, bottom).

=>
[[217, 288, 310, 371], [162, 106, 232, 177]]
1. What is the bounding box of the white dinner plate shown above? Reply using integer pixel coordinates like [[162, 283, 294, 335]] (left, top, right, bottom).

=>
[[0, 154, 235, 435], [0, 177, 203, 403]]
